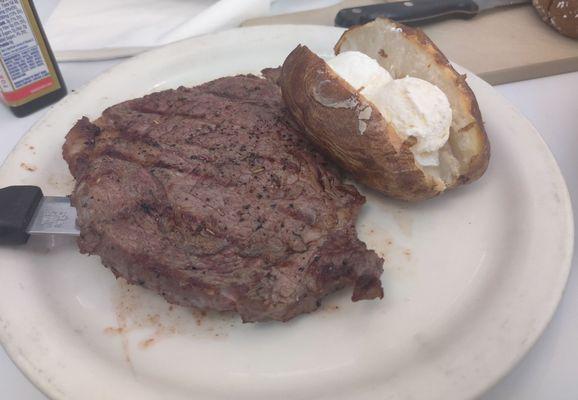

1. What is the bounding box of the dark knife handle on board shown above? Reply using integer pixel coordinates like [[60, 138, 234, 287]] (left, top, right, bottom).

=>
[[335, 0, 480, 27]]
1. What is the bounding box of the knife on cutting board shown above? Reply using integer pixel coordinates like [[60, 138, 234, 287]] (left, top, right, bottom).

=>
[[0, 186, 78, 245], [243, 0, 530, 27], [243, 1, 578, 85], [335, 0, 530, 27]]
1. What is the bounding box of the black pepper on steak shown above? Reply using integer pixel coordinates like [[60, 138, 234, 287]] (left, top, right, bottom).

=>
[[62, 74, 383, 322]]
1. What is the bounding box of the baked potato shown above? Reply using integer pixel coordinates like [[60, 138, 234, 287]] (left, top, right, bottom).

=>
[[279, 18, 490, 201]]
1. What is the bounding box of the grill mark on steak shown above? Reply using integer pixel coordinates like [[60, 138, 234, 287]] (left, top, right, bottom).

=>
[[63, 74, 384, 322]]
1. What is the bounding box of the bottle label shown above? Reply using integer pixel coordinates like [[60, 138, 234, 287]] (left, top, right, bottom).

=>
[[0, 0, 61, 107]]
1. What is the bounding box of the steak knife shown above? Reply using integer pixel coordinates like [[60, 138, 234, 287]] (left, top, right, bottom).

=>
[[335, 0, 531, 27], [0, 186, 79, 245]]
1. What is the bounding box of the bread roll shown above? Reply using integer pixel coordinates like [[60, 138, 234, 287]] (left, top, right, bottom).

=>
[[533, 0, 578, 39]]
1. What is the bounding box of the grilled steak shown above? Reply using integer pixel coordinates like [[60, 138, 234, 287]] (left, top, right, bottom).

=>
[[62, 74, 383, 322]]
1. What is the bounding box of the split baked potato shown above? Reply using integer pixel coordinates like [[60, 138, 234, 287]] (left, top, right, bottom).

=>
[[279, 19, 490, 201]]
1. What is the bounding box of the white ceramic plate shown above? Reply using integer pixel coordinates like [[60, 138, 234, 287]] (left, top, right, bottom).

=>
[[0, 26, 573, 400]]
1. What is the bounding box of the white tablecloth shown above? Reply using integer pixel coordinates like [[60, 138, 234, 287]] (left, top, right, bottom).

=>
[[0, 1, 576, 399]]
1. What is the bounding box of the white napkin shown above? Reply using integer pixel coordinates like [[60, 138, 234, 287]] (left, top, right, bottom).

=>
[[45, 0, 271, 61]]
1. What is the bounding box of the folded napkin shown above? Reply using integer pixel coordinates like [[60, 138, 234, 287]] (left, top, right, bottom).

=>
[[45, 0, 271, 61]]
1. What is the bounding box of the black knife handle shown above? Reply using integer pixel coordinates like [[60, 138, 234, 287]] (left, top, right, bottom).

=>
[[335, 0, 480, 27], [0, 186, 43, 245]]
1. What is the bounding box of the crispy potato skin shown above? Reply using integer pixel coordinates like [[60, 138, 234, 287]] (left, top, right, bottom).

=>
[[335, 19, 490, 190], [280, 45, 439, 201], [281, 20, 490, 201]]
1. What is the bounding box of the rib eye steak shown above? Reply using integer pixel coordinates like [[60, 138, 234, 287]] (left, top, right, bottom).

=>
[[62, 74, 384, 322]]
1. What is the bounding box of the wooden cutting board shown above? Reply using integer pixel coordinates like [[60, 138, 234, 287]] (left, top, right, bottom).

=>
[[242, 1, 578, 85]]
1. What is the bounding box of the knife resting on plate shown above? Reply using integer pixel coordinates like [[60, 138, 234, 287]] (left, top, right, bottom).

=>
[[335, 0, 530, 27], [0, 186, 79, 245]]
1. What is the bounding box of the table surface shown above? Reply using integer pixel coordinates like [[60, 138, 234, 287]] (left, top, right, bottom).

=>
[[1, 1, 576, 399]]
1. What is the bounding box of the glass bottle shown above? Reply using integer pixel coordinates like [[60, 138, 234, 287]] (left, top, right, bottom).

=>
[[0, 0, 67, 117]]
